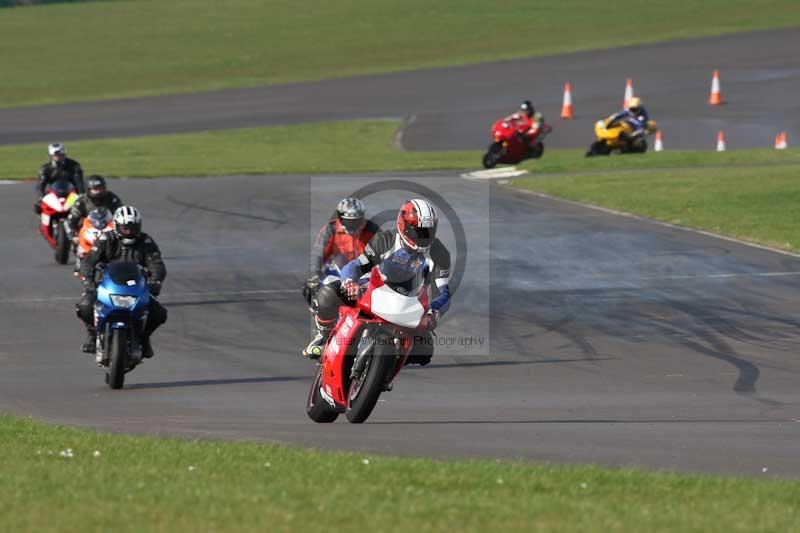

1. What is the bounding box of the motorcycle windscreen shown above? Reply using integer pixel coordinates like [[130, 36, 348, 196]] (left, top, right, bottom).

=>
[[88, 208, 113, 230], [106, 262, 145, 286], [371, 249, 427, 328], [49, 179, 73, 197]]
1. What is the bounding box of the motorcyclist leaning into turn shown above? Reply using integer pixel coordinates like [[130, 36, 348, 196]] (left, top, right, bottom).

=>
[[66, 175, 123, 242], [303, 197, 380, 309], [76, 206, 167, 359], [303, 198, 451, 365], [34, 143, 84, 213], [504, 100, 549, 153], [605, 97, 650, 135]]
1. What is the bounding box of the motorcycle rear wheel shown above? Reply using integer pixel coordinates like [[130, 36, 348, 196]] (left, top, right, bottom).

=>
[[626, 138, 648, 153], [345, 341, 395, 423], [306, 365, 339, 423], [107, 329, 127, 390], [54, 222, 69, 265]]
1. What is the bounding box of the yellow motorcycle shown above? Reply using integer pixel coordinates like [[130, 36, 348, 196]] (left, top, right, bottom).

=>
[[586, 114, 657, 157]]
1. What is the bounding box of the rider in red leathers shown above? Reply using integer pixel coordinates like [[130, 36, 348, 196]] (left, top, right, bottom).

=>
[[503, 100, 550, 153]]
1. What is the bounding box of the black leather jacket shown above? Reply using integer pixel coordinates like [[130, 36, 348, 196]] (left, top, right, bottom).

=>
[[36, 158, 85, 197], [80, 231, 167, 292]]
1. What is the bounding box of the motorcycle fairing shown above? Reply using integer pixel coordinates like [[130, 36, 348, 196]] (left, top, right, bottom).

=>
[[369, 284, 425, 328]]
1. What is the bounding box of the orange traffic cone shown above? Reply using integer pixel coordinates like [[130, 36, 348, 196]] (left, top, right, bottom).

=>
[[709, 70, 723, 105], [654, 130, 664, 152], [560, 82, 574, 119], [716, 131, 726, 151], [775, 131, 788, 150], [623, 78, 634, 108]]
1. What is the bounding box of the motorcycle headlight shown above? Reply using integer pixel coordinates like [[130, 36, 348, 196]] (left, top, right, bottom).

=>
[[110, 294, 137, 309]]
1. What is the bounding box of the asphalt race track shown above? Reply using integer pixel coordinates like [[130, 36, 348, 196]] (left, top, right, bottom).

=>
[[2, 174, 799, 476], [1, 29, 799, 151], [3, 29, 800, 477]]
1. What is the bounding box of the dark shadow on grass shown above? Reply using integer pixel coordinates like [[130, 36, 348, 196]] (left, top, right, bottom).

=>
[[127, 375, 306, 390]]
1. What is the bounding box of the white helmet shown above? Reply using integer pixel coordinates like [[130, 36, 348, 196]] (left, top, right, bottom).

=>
[[48, 142, 66, 157], [113, 205, 142, 245]]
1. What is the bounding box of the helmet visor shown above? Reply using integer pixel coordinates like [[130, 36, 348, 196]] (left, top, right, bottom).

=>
[[118, 223, 140, 239], [340, 216, 364, 234], [405, 226, 434, 249]]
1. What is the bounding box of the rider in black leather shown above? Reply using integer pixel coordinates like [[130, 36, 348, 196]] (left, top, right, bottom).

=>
[[35, 143, 84, 212], [76, 206, 167, 358]]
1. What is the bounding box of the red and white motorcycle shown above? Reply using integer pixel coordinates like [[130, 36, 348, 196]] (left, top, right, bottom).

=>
[[38, 179, 78, 264], [306, 248, 434, 423]]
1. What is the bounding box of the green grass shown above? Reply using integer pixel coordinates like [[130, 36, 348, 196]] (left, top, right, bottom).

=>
[[0, 120, 478, 179], [1, 413, 799, 532], [3, 0, 800, 107], [513, 153, 800, 252]]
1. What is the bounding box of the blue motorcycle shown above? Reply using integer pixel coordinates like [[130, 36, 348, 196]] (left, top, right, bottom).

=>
[[94, 262, 151, 389]]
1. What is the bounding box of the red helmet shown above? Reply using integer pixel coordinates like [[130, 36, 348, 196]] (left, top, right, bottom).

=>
[[396, 199, 437, 252]]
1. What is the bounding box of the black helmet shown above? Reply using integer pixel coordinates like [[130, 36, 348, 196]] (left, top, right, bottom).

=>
[[520, 100, 535, 118], [86, 175, 107, 201]]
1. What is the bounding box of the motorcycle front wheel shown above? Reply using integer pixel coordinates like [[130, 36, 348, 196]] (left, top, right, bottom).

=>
[[107, 329, 127, 390], [345, 340, 395, 423], [585, 141, 611, 157], [54, 222, 69, 265], [306, 365, 339, 423], [482, 142, 504, 169], [529, 142, 544, 159]]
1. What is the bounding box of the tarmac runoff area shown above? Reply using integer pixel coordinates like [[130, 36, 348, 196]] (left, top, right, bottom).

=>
[[1, 174, 799, 477]]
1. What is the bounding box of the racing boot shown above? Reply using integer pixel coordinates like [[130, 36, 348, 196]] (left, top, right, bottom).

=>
[[141, 335, 154, 359], [302, 316, 334, 360], [82, 330, 97, 354]]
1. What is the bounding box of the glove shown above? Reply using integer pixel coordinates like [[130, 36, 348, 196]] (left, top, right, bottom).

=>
[[33, 203, 42, 215], [147, 280, 162, 296], [341, 279, 359, 300], [424, 309, 439, 331], [302, 276, 319, 306]]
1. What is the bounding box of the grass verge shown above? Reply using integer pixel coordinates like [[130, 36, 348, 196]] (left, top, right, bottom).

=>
[[0, 121, 478, 179], [3, 0, 800, 107], [513, 152, 800, 252], [1, 413, 799, 532]]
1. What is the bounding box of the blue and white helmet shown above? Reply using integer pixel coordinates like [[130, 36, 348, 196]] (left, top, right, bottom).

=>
[[113, 205, 142, 245]]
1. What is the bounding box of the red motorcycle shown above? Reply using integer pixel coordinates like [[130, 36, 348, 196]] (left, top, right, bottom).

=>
[[38, 179, 78, 264], [306, 249, 433, 424], [482, 115, 551, 169]]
